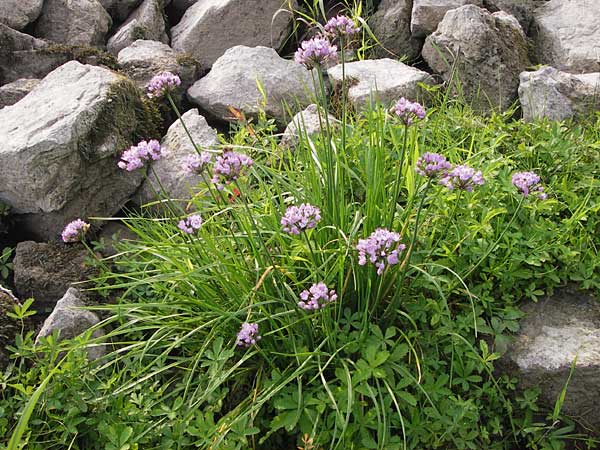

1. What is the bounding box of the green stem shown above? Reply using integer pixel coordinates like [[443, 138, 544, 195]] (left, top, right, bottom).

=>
[[388, 123, 410, 230]]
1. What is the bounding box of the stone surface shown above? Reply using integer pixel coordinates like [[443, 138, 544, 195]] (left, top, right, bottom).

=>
[[482, 0, 541, 35], [97, 221, 138, 257], [281, 104, 339, 148], [136, 109, 219, 206], [99, 0, 143, 22], [532, 0, 600, 73], [107, 0, 169, 55], [171, 0, 197, 13], [501, 287, 600, 430], [0, 61, 146, 239], [0, 0, 44, 31], [422, 5, 530, 113], [326, 58, 434, 112], [35, 0, 112, 47], [36, 288, 106, 360], [171, 0, 296, 69], [117, 39, 199, 90], [411, 0, 483, 38], [187, 46, 316, 124], [0, 285, 22, 368], [369, 0, 421, 61], [0, 78, 40, 109], [519, 67, 600, 122], [13, 241, 99, 312]]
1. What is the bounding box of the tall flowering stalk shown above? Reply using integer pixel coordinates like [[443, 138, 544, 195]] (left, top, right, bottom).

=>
[[61, 219, 90, 243], [357, 228, 405, 276], [298, 282, 337, 310], [512, 171, 547, 200], [440, 165, 485, 192], [294, 36, 338, 70], [281, 204, 321, 235], [211, 150, 253, 190], [118, 139, 167, 171]]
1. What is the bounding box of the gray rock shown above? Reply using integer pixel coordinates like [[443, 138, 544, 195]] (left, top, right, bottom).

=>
[[411, 0, 484, 38], [369, 0, 421, 61], [482, 0, 542, 35], [422, 5, 530, 113], [13, 241, 99, 312], [35, 0, 112, 47], [0, 0, 44, 31], [172, 0, 296, 69], [117, 39, 199, 91], [0, 61, 146, 239], [98, 0, 143, 22], [107, 0, 169, 55], [0, 78, 40, 108], [281, 104, 339, 148], [36, 288, 105, 360], [501, 287, 600, 430], [187, 46, 316, 124], [519, 67, 600, 122], [136, 109, 219, 206], [326, 58, 434, 112], [97, 221, 138, 257], [532, 0, 600, 73]]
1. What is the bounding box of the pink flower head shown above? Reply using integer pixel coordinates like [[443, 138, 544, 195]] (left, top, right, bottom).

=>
[[440, 165, 485, 192], [392, 97, 426, 125], [177, 214, 203, 234], [299, 282, 337, 310], [211, 150, 253, 190], [512, 171, 547, 199], [295, 37, 338, 69], [182, 152, 213, 174], [146, 71, 181, 99], [356, 228, 405, 275], [236, 322, 261, 347], [281, 203, 321, 235], [118, 139, 167, 171], [61, 219, 90, 243], [324, 15, 360, 39], [416, 152, 452, 178]]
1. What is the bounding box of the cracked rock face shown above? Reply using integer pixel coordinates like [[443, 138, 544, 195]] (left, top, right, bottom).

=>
[[281, 104, 339, 148], [369, 0, 421, 61], [0, 0, 44, 31], [411, 0, 483, 38], [0, 78, 40, 108]]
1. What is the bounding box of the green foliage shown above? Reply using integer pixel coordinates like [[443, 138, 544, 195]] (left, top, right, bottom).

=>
[[0, 248, 13, 283]]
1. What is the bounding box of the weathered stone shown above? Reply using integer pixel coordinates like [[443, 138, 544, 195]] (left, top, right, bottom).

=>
[[519, 67, 600, 122], [172, 0, 296, 69], [0, 285, 22, 368], [482, 0, 542, 35], [13, 241, 99, 312], [136, 109, 219, 206], [281, 104, 339, 148], [532, 0, 600, 73], [422, 5, 530, 113], [98, 0, 143, 22], [500, 287, 600, 430], [36, 288, 106, 360], [118, 39, 199, 91], [187, 46, 316, 124], [369, 0, 421, 60], [0, 0, 44, 31], [107, 0, 169, 55], [411, 0, 483, 38], [326, 58, 434, 112], [35, 0, 112, 47], [0, 61, 147, 239], [0, 78, 40, 108]]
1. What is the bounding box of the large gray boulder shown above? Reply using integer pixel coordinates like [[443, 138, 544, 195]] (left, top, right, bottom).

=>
[[35, 0, 112, 47], [98, 0, 143, 22], [327, 59, 434, 112], [0, 78, 40, 108], [411, 0, 483, 37], [519, 67, 600, 122], [369, 0, 421, 60], [422, 5, 530, 113], [117, 39, 199, 91], [0, 0, 44, 31], [171, 0, 296, 69], [0, 61, 147, 239], [107, 0, 169, 55], [532, 0, 600, 73], [136, 109, 219, 206], [36, 288, 105, 360], [281, 104, 339, 148], [501, 287, 600, 430], [188, 46, 316, 124]]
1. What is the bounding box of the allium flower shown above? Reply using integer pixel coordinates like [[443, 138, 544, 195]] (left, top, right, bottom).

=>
[[416, 152, 452, 178], [146, 71, 181, 99], [392, 97, 426, 125], [177, 214, 203, 234], [118, 139, 167, 171], [294, 37, 338, 69], [299, 282, 337, 310], [211, 150, 253, 190], [324, 15, 360, 38], [182, 152, 212, 174], [512, 171, 547, 199], [440, 165, 485, 192], [117, 146, 144, 171], [236, 322, 261, 347], [356, 228, 406, 275], [281, 203, 321, 235], [61, 219, 90, 243]]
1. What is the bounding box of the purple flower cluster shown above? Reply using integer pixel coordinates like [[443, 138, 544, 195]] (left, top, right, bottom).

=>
[[236, 322, 261, 347], [61, 219, 90, 243], [281, 203, 321, 235], [299, 282, 337, 310], [512, 171, 547, 199], [211, 150, 253, 190], [118, 139, 166, 171], [440, 165, 485, 192], [392, 97, 426, 125], [295, 36, 338, 69], [324, 15, 360, 38], [182, 152, 213, 175], [357, 228, 406, 275], [147, 71, 181, 99], [178, 214, 203, 234], [416, 152, 452, 178]]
